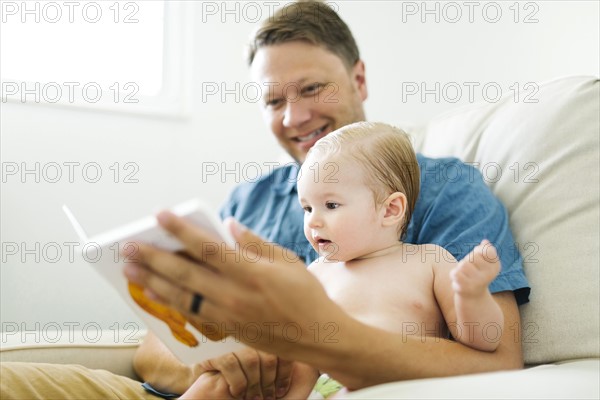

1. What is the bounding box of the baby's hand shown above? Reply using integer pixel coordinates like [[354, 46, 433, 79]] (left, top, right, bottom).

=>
[[450, 240, 501, 298]]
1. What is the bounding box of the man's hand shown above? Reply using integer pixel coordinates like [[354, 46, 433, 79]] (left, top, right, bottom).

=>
[[181, 358, 319, 400], [192, 349, 294, 399], [134, 335, 297, 397], [133, 332, 293, 398], [123, 213, 351, 363]]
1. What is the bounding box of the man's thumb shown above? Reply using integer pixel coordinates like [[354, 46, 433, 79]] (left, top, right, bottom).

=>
[[224, 217, 252, 242], [223, 217, 303, 265]]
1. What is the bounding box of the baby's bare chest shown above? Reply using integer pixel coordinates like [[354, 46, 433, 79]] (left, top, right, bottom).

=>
[[311, 260, 446, 336]]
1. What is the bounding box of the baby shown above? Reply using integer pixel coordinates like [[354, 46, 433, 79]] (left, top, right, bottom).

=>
[[298, 122, 504, 398], [297, 121, 504, 353]]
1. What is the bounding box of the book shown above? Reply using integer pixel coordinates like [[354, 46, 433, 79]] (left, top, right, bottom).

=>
[[63, 199, 245, 364]]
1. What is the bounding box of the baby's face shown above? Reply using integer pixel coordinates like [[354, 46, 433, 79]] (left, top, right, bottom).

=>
[[297, 154, 385, 262]]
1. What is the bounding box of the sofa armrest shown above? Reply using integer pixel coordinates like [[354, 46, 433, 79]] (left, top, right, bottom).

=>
[[0, 329, 147, 380]]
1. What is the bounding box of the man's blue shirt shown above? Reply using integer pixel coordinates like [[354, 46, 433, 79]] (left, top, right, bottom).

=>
[[220, 153, 530, 305]]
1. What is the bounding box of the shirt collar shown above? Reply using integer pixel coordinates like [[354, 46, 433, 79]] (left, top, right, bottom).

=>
[[271, 163, 300, 195]]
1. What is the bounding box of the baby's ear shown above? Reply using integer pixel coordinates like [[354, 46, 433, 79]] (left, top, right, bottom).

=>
[[382, 192, 407, 227]]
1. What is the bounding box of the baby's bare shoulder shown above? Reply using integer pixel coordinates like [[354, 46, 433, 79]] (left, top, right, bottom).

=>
[[400, 243, 456, 263]]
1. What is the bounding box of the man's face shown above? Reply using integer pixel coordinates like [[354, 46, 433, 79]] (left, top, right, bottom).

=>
[[250, 41, 368, 164]]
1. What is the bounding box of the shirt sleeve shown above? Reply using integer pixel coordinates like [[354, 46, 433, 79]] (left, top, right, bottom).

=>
[[219, 187, 238, 221]]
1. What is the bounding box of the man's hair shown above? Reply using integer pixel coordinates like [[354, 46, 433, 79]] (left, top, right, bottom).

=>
[[247, 0, 360, 69], [307, 122, 421, 240]]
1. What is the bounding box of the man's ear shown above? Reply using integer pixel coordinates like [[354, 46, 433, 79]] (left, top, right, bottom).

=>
[[352, 60, 368, 101], [381, 192, 407, 228]]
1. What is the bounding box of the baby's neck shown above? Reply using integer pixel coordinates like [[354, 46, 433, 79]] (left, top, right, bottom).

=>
[[350, 241, 405, 262]]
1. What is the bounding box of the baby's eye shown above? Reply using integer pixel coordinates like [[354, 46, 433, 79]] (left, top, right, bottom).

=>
[[303, 206, 312, 213], [325, 202, 339, 209]]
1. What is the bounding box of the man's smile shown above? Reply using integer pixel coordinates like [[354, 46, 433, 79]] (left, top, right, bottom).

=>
[[291, 123, 329, 144], [293, 124, 327, 142]]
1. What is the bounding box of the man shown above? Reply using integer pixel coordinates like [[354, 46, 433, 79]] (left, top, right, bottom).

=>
[[128, 0, 529, 397], [1, 1, 529, 399]]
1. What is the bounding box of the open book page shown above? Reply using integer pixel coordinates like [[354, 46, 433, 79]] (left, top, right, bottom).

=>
[[63, 199, 245, 364]]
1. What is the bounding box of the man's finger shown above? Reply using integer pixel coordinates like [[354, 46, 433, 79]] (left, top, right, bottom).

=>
[[124, 262, 197, 311], [156, 211, 250, 277], [274, 358, 295, 398], [128, 243, 233, 307], [258, 352, 279, 399], [224, 217, 306, 268], [205, 352, 249, 398], [234, 350, 263, 399]]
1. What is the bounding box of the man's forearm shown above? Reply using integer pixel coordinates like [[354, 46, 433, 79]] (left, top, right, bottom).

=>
[[133, 331, 196, 394], [316, 292, 523, 389]]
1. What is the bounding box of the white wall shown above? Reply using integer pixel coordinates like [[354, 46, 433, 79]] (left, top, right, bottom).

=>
[[1, 1, 598, 339]]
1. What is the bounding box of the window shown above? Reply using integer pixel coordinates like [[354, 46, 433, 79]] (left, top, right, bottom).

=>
[[1, 1, 191, 116]]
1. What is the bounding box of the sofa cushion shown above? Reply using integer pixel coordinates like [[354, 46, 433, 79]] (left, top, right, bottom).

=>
[[413, 76, 599, 364], [347, 359, 600, 399]]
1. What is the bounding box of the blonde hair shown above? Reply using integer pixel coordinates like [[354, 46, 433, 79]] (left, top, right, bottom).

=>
[[307, 122, 420, 239]]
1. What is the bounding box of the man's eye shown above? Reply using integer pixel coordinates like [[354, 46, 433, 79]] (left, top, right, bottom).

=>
[[266, 98, 283, 108], [325, 202, 339, 209], [303, 83, 323, 95]]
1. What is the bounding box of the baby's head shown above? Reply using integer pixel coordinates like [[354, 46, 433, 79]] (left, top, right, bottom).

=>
[[302, 121, 420, 240]]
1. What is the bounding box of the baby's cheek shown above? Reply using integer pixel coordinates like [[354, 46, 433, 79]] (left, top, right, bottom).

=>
[[303, 223, 311, 241]]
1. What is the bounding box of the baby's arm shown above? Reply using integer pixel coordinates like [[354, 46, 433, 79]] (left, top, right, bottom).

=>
[[434, 241, 504, 352]]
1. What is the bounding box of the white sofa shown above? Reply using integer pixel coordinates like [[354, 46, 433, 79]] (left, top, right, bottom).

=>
[[348, 75, 600, 398], [1, 76, 599, 399]]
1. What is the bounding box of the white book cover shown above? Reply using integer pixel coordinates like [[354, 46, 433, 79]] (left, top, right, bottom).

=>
[[63, 199, 245, 364]]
